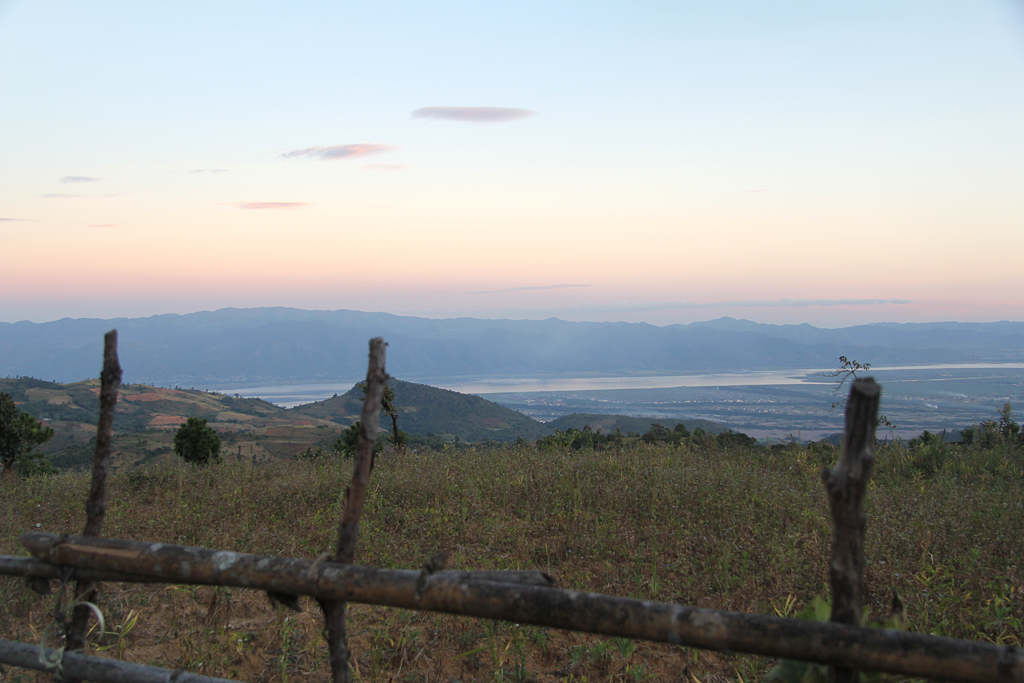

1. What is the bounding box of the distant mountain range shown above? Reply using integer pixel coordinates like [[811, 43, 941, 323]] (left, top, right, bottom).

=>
[[1, 307, 1022, 385]]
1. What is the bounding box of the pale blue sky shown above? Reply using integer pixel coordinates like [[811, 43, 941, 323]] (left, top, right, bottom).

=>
[[2, 1, 1023, 326]]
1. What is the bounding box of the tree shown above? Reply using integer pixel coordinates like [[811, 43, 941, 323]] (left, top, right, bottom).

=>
[[823, 356, 895, 432], [173, 417, 221, 466], [0, 391, 55, 478], [358, 381, 406, 453], [997, 402, 1020, 441], [334, 421, 383, 460]]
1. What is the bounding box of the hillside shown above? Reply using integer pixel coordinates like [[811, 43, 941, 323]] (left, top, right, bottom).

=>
[[0, 377, 339, 469], [290, 379, 551, 442], [1, 376, 595, 467], [2, 375, 741, 470]]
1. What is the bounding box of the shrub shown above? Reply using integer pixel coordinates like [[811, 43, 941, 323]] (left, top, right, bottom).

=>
[[173, 417, 221, 467], [0, 391, 55, 477]]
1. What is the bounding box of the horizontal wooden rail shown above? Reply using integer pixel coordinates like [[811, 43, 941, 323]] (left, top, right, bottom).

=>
[[0, 638, 237, 683], [18, 532, 1024, 683], [1, 555, 164, 586], [0, 554, 554, 589]]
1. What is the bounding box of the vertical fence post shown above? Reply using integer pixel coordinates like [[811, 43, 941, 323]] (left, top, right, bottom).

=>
[[66, 330, 122, 654], [319, 338, 388, 683], [822, 377, 880, 683]]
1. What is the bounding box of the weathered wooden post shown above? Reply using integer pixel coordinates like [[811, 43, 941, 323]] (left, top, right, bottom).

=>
[[66, 330, 122, 655], [319, 337, 388, 683], [822, 377, 879, 683]]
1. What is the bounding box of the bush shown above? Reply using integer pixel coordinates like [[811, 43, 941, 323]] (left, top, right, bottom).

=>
[[334, 421, 383, 459], [173, 417, 221, 467], [0, 391, 54, 477]]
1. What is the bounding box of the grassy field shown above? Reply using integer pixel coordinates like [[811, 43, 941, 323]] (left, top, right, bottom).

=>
[[1, 439, 1021, 682]]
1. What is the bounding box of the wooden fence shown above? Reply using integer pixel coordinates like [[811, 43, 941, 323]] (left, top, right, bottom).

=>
[[1, 332, 1022, 683]]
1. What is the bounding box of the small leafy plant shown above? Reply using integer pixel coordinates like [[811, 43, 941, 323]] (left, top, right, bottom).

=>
[[765, 594, 906, 682]]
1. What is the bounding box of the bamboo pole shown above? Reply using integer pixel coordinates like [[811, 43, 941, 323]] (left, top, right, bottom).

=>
[[20, 533, 1024, 683], [67, 330, 122, 655], [823, 378, 879, 683], [0, 638, 238, 683], [320, 337, 388, 683]]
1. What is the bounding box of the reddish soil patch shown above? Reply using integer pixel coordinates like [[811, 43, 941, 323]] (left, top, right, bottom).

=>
[[149, 414, 188, 427], [125, 393, 167, 402]]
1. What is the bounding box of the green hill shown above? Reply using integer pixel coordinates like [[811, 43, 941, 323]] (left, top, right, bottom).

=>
[[290, 379, 550, 442]]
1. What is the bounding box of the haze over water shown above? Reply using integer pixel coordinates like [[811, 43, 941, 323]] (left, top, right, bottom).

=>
[[205, 363, 1024, 409]]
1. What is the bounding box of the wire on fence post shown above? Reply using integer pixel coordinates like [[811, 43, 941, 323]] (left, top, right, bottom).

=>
[[319, 337, 388, 683], [822, 377, 879, 683], [66, 330, 122, 655]]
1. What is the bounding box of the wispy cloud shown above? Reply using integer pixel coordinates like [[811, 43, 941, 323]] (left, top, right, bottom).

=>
[[552, 298, 913, 314], [469, 284, 592, 295], [187, 168, 230, 174], [361, 163, 410, 171], [236, 202, 310, 210], [412, 106, 536, 123], [41, 192, 117, 199], [282, 144, 395, 161], [59, 175, 100, 183], [0, 217, 35, 222]]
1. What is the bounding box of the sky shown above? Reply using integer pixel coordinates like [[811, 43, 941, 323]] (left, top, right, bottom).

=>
[[2, 1, 1023, 327]]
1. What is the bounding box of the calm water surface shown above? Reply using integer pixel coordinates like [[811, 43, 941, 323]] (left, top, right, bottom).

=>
[[204, 363, 1024, 408]]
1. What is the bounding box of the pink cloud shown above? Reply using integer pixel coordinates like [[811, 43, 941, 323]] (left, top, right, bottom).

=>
[[412, 106, 536, 123], [282, 144, 395, 160], [236, 202, 310, 210], [361, 163, 410, 171]]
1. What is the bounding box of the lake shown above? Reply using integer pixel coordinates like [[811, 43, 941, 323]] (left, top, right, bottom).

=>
[[203, 363, 1024, 408]]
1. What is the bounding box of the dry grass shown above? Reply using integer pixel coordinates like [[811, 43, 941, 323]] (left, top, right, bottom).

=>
[[1, 440, 1021, 682]]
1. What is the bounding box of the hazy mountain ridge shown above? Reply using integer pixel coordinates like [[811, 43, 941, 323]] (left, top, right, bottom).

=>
[[2, 307, 1022, 384]]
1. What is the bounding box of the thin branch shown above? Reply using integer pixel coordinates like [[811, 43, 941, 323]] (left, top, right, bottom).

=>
[[67, 330, 122, 654]]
